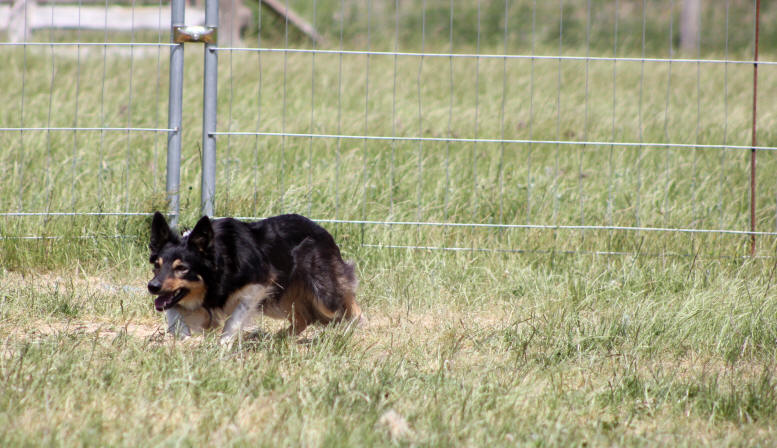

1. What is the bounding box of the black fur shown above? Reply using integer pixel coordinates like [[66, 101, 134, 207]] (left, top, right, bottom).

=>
[[147, 211, 359, 331]]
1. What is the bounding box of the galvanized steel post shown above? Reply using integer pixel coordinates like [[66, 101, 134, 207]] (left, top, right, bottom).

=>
[[166, 0, 185, 228], [201, 0, 218, 218]]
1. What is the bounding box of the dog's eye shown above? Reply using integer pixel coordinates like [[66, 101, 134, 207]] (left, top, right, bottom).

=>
[[174, 265, 188, 273]]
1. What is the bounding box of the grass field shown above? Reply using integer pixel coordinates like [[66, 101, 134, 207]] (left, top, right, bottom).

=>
[[2, 1, 777, 445]]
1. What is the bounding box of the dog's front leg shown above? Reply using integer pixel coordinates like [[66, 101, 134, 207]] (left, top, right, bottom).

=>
[[219, 300, 255, 345], [219, 285, 270, 346], [165, 308, 191, 338]]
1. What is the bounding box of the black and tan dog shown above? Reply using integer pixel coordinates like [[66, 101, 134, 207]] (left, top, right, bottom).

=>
[[147, 212, 362, 343]]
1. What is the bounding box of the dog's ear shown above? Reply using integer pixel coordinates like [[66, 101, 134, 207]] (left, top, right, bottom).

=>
[[149, 211, 175, 254], [187, 216, 213, 254]]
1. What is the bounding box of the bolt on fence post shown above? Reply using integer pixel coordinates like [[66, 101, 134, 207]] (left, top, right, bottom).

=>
[[166, 0, 185, 228], [201, 0, 219, 218]]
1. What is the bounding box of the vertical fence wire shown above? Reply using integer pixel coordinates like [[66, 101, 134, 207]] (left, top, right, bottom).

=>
[[124, 0, 136, 215], [444, 0, 453, 224], [526, 0, 536, 226], [97, 0, 109, 208], [389, 0, 399, 219], [44, 8, 55, 219], [306, 0, 317, 217], [662, 0, 674, 238], [3, 0, 777, 255], [334, 0, 344, 223], [361, 0, 372, 245], [750, 0, 761, 255], [253, 1, 263, 216], [471, 0, 481, 222], [553, 0, 563, 249], [225, 0, 235, 212], [415, 0, 426, 246], [497, 0, 509, 226], [153, 0, 165, 194], [692, 3, 701, 253], [0, 0, 177, 240], [608, 0, 618, 232], [279, 0, 289, 214], [720, 0, 730, 231], [15, 0, 28, 213], [70, 0, 82, 215], [636, 0, 645, 229], [580, 0, 591, 231]]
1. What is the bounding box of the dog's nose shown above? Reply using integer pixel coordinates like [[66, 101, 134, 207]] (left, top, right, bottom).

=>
[[148, 280, 162, 294]]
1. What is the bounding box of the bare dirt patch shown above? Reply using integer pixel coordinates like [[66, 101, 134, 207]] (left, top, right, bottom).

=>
[[3, 319, 164, 341]]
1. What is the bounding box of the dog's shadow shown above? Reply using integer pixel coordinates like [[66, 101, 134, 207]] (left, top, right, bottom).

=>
[[235, 325, 357, 352]]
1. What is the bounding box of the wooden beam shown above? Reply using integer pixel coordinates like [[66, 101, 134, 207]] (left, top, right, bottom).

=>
[[1, 0, 205, 42], [261, 0, 323, 45]]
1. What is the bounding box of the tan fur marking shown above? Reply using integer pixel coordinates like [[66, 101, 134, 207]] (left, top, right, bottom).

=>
[[337, 270, 361, 322], [289, 306, 310, 335], [161, 275, 207, 310], [172, 259, 182, 269], [345, 298, 362, 321], [311, 297, 338, 321]]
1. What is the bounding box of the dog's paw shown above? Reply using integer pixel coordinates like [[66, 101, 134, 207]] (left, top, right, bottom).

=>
[[218, 333, 236, 347], [167, 325, 191, 339]]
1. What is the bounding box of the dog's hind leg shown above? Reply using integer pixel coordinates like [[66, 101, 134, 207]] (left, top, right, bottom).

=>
[[291, 238, 363, 326], [286, 305, 310, 336]]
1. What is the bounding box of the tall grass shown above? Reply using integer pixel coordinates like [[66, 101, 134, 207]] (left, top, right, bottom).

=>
[[1, 38, 776, 263], [1, 2, 777, 445]]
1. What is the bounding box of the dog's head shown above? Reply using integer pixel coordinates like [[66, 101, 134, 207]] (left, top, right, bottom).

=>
[[147, 212, 213, 311]]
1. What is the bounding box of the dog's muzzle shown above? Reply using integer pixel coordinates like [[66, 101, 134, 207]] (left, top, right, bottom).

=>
[[149, 287, 188, 311]]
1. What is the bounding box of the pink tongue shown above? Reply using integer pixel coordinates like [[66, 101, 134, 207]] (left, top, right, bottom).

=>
[[154, 295, 173, 311]]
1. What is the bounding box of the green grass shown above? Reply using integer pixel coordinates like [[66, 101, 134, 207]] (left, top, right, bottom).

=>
[[2, 39, 776, 264], [2, 2, 777, 445], [1, 254, 777, 446]]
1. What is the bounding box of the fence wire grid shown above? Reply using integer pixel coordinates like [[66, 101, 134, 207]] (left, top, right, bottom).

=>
[[1, 0, 776, 258]]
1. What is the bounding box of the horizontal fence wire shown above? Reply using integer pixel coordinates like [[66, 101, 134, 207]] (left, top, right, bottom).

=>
[[210, 0, 776, 258], [0, 235, 137, 240], [2, 0, 776, 259], [213, 46, 777, 67], [217, 218, 777, 237], [210, 131, 777, 153], [0, 127, 174, 132], [0, 42, 176, 47], [360, 244, 777, 260], [0, 212, 155, 216], [0, 0, 172, 242]]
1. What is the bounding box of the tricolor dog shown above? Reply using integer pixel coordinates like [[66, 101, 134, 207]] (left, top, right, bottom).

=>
[[147, 212, 362, 343]]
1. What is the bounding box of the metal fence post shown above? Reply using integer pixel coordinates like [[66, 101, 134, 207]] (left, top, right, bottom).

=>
[[201, 0, 218, 217], [166, 0, 185, 228]]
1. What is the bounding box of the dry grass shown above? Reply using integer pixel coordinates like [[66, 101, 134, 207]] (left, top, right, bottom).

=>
[[1, 257, 777, 446], [2, 2, 777, 444]]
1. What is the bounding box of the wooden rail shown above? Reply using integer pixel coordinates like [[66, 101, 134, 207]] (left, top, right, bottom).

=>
[[1, 0, 322, 45]]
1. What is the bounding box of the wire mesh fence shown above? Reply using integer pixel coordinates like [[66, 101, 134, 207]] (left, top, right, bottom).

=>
[[211, 0, 777, 258], [1, 0, 776, 258], [0, 0, 179, 242]]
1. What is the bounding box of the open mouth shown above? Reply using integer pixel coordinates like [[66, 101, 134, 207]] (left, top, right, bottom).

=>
[[153, 288, 188, 311]]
